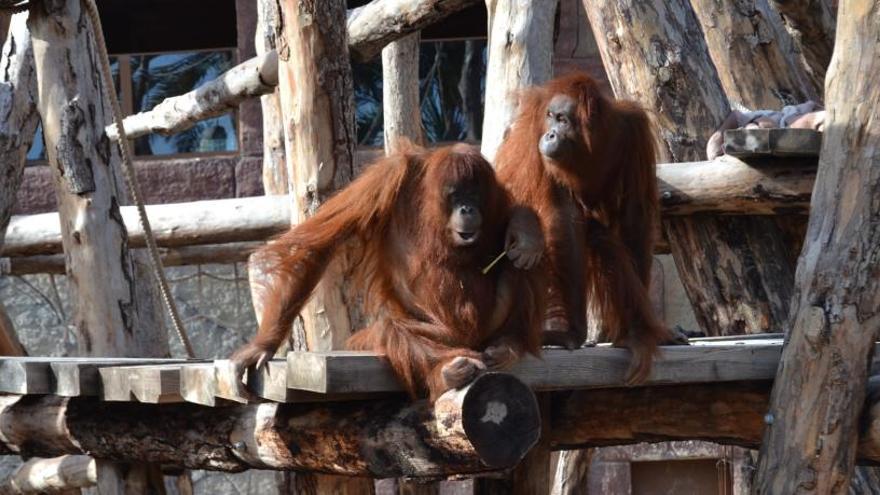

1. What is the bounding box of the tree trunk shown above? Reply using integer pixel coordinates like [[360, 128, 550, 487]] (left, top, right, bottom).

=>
[[766, 0, 835, 95], [29, 0, 168, 358], [753, 2, 880, 493], [480, 0, 559, 161], [550, 450, 591, 495], [276, 0, 359, 353], [382, 33, 423, 153], [256, 0, 287, 195], [0, 11, 37, 358], [691, 0, 817, 109], [581, 0, 799, 338]]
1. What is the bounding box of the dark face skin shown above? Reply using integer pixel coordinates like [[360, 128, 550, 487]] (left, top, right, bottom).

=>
[[539, 94, 579, 161], [445, 182, 483, 247]]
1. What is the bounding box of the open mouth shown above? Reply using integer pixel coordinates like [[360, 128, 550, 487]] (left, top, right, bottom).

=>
[[455, 231, 479, 245]]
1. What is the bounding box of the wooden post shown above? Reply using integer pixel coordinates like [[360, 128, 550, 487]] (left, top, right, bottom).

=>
[[481, 0, 559, 161], [382, 33, 423, 153], [766, 0, 835, 95], [0, 11, 37, 358], [276, 0, 358, 353], [29, 0, 170, 491], [28, 0, 169, 358], [275, 1, 368, 491], [753, 1, 880, 493], [255, 0, 287, 195]]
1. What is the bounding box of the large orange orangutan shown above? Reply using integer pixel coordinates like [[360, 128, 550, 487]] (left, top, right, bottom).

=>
[[496, 72, 674, 383], [231, 143, 545, 400]]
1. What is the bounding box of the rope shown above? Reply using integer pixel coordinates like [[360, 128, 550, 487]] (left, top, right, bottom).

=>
[[79, 0, 195, 357]]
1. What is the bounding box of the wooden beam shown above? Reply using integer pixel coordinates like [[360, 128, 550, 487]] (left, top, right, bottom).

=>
[[0, 373, 541, 478], [382, 32, 423, 153]]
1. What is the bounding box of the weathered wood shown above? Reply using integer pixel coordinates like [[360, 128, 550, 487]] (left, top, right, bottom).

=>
[[4, 241, 261, 275], [277, 0, 358, 352], [255, 0, 287, 195], [690, 0, 817, 108], [753, 2, 880, 493], [723, 128, 822, 158], [550, 449, 592, 495], [382, 32, 423, 153], [105, 51, 278, 141], [29, 0, 167, 357], [2, 196, 288, 257], [288, 342, 797, 394], [582, 0, 800, 338], [481, 0, 559, 162], [179, 363, 217, 406], [547, 380, 880, 464], [347, 0, 478, 62], [0, 373, 541, 477], [0, 455, 96, 494], [766, 0, 835, 94]]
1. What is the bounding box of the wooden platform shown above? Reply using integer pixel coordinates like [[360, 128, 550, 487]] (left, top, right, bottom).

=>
[[0, 335, 809, 406], [723, 128, 822, 158]]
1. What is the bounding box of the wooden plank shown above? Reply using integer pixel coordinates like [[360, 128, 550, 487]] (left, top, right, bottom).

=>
[[99, 366, 135, 401], [51, 358, 187, 396], [0, 358, 54, 394], [129, 366, 183, 403], [723, 128, 821, 158], [288, 344, 803, 394], [287, 351, 401, 394], [214, 359, 250, 404], [180, 363, 217, 406]]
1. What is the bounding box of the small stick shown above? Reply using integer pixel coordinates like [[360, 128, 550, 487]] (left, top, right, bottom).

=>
[[482, 250, 508, 275]]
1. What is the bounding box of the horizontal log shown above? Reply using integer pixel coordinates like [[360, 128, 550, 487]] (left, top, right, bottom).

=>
[[2, 241, 262, 275], [2, 157, 814, 262], [657, 155, 815, 215], [106, 0, 476, 140], [547, 377, 880, 468], [2, 196, 288, 257], [0, 373, 540, 477], [106, 51, 278, 141], [0, 455, 96, 494]]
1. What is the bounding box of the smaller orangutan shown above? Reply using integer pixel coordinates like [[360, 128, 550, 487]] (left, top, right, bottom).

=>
[[496, 72, 677, 384], [231, 143, 545, 400]]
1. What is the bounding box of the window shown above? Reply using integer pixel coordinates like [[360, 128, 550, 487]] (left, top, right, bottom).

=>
[[26, 49, 237, 163], [352, 39, 488, 147]]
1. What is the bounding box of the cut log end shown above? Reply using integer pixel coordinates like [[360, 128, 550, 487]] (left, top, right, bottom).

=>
[[456, 372, 541, 468]]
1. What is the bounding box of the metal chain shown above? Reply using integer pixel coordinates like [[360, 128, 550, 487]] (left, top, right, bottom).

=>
[[79, 0, 195, 357]]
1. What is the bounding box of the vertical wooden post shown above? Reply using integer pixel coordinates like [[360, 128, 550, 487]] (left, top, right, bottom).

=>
[[255, 0, 287, 194], [382, 33, 423, 153], [29, 0, 170, 491], [753, 1, 880, 492], [0, 11, 38, 358], [29, 0, 168, 358], [275, 1, 371, 492], [276, 0, 358, 353], [481, 0, 559, 161]]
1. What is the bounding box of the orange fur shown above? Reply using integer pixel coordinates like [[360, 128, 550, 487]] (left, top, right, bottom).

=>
[[232, 143, 544, 400], [495, 72, 671, 384]]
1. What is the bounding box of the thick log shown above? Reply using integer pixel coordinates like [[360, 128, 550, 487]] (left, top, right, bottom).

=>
[[548, 380, 880, 465], [255, 0, 287, 195], [4, 242, 260, 275], [106, 51, 278, 141], [347, 0, 478, 62], [0, 373, 541, 477], [691, 0, 817, 108], [481, 0, 558, 161], [753, 2, 880, 493], [582, 0, 799, 338], [277, 0, 359, 352], [766, 0, 835, 94], [2, 196, 287, 257], [29, 0, 167, 357], [0, 455, 96, 494], [382, 33, 423, 153]]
